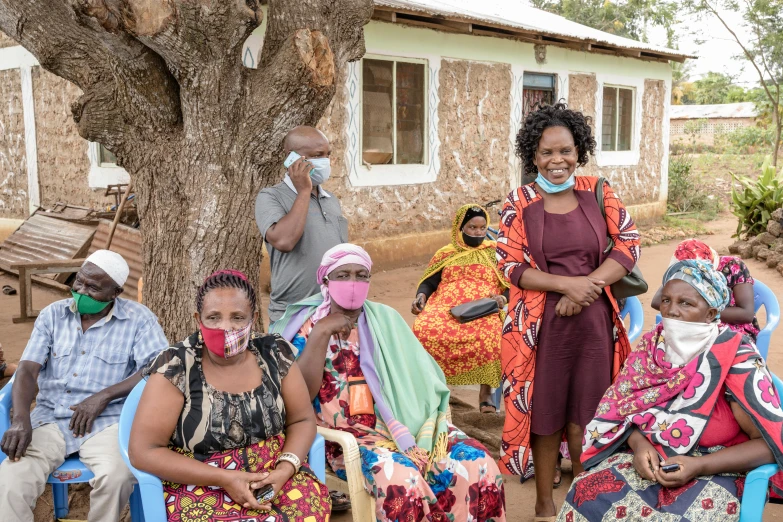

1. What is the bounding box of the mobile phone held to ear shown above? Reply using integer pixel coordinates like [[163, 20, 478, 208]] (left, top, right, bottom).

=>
[[661, 463, 680, 473], [255, 483, 275, 503], [284, 151, 302, 168]]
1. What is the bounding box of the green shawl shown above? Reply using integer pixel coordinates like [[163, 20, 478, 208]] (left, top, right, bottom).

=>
[[271, 295, 451, 468]]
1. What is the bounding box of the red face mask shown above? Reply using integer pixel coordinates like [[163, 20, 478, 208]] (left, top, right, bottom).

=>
[[199, 322, 252, 359]]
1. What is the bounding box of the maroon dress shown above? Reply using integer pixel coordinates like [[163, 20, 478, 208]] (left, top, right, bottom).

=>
[[530, 203, 615, 435]]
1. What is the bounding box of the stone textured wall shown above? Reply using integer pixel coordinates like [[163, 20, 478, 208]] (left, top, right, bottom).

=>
[[0, 30, 17, 49], [567, 73, 666, 206], [320, 58, 512, 241], [0, 68, 28, 219], [32, 68, 113, 210]]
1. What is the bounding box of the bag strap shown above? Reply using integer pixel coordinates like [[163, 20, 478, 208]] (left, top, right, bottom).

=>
[[595, 177, 615, 252], [596, 176, 607, 219]]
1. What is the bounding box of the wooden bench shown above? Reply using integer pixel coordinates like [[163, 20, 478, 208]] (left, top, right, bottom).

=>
[[10, 259, 86, 323]]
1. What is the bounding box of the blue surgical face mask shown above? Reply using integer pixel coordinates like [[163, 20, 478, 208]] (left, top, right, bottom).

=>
[[308, 158, 331, 186], [535, 171, 575, 194]]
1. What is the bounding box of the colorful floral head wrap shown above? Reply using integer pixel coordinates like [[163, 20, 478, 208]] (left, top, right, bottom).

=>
[[671, 238, 719, 269], [663, 259, 730, 312], [313, 243, 373, 322]]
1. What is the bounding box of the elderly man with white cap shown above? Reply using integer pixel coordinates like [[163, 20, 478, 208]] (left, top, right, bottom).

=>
[[0, 250, 168, 522]]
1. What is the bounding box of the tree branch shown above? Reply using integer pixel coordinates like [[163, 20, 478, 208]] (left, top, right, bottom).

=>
[[701, 0, 780, 118], [0, 0, 181, 149], [239, 0, 373, 171]]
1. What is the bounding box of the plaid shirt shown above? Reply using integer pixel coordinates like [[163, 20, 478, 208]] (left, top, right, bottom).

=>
[[21, 297, 168, 454]]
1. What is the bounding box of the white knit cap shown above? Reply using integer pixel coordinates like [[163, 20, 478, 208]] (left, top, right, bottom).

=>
[[83, 250, 129, 287]]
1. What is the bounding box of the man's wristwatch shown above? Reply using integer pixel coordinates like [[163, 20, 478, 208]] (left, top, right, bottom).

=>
[[276, 452, 301, 474]]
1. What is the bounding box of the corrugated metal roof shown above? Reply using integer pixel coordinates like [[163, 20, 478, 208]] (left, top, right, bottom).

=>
[[0, 214, 96, 283], [89, 220, 142, 302], [374, 0, 692, 60], [670, 102, 758, 120]]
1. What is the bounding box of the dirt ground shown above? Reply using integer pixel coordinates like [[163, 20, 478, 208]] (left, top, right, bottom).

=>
[[1, 213, 783, 521]]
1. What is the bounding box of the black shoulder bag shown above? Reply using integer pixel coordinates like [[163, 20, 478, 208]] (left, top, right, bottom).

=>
[[596, 177, 648, 299]]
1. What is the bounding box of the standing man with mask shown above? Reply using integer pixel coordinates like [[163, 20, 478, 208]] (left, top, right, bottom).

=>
[[255, 125, 352, 513], [0, 250, 168, 521], [256, 126, 349, 324]]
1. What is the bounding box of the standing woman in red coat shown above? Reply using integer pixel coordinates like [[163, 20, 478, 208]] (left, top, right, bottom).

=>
[[495, 103, 641, 521]]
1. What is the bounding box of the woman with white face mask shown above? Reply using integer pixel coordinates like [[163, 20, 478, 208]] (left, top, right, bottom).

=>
[[272, 244, 507, 522], [557, 260, 783, 521]]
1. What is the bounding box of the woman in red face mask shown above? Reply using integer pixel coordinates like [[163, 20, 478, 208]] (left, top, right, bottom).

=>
[[129, 270, 331, 521], [271, 244, 507, 522]]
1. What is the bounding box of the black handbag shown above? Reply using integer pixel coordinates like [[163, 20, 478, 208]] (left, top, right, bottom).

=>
[[450, 297, 499, 323], [596, 178, 648, 299]]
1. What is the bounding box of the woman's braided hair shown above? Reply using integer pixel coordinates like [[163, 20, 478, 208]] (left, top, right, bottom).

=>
[[515, 101, 596, 179], [196, 269, 257, 313]]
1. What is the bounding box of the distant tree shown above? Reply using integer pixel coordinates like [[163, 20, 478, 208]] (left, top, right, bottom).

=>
[[686, 0, 782, 164], [671, 60, 693, 104], [691, 72, 735, 104], [529, 0, 677, 42]]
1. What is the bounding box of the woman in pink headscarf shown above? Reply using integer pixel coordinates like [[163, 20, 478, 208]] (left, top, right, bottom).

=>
[[651, 239, 760, 341], [272, 244, 507, 522]]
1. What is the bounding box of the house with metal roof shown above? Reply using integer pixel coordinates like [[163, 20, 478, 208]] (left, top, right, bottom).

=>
[[0, 0, 691, 271], [670, 102, 759, 145]]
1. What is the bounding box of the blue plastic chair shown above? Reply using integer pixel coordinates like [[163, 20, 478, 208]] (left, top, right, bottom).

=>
[[655, 279, 779, 360], [739, 373, 783, 522], [620, 296, 644, 344], [118, 378, 326, 521], [753, 280, 780, 360], [0, 375, 144, 520]]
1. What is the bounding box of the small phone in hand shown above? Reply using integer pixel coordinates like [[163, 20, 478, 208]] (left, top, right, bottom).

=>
[[255, 484, 275, 503], [284, 151, 302, 168], [661, 463, 680, 473]]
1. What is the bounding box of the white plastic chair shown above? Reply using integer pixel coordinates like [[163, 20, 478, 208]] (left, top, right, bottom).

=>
[[318, 408, 452, 522]]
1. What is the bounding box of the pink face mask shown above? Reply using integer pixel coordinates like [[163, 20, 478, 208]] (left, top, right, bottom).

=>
[[328, 280, 370, 310], [200, 322, 252, 359]]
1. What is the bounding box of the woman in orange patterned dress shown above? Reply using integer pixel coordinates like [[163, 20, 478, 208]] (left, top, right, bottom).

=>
[[412, 204, 509, 413], [496, 103, 641, 521]]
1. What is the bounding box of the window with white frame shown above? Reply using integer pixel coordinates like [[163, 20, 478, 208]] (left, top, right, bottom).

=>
[[601, 86, 634, 152], [87, 142, 130, 189], [99, 145, 117, 166], [362, 57, 427, 166]]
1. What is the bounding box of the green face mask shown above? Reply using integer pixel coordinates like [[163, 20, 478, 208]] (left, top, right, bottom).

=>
[[71, 290, 112, 315]]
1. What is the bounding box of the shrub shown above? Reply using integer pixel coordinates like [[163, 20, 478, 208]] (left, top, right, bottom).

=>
[[715, 126, 776, 154], [668, 154, 716, 213], [731, 156, 783, 237]]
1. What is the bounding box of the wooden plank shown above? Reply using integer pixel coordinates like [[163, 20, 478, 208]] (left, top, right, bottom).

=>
[[10, 258, 86, 270]]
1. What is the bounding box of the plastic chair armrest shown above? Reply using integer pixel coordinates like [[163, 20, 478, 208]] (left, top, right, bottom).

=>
[[740, 463, 779, 522], [134, 469, 167, 522], [0, 377, 15, 464], [308, 434, 326, 483], [316, 426, 365, 497], [756, 329, 772, 357]]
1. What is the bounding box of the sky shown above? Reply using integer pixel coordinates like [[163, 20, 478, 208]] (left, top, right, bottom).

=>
[[648, 7, 760, 87]]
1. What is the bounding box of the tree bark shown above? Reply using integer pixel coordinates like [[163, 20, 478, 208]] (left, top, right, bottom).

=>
[[0, 0, 373, 340]]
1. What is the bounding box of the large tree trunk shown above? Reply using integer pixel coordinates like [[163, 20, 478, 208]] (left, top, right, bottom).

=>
[[0, 0, 373, 340]]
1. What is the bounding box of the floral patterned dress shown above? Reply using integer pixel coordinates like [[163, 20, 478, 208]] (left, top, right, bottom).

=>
[[718, 256, 761, 341], [294, 319, 507, 522], [413, 263, 504, 387], [144, 332, 331, 522]]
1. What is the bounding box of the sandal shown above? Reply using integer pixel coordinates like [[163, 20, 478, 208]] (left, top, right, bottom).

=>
[[2, 285, 16, 295], [330, 490, 351, 512], [479, 401, 497, 414], [553, 465, 563, 489]]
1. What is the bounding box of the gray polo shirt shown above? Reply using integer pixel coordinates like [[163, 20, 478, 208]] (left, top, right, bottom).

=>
[[255, 177, 348, 321]]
